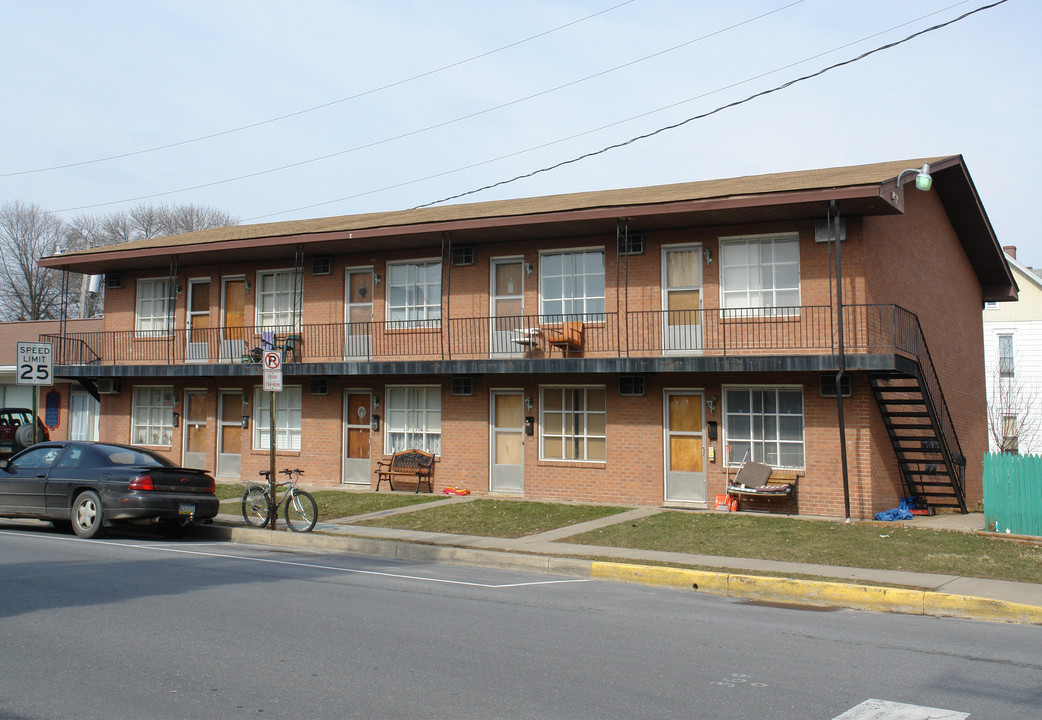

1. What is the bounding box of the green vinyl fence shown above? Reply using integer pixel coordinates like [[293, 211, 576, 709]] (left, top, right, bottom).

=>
[[982, 452, 1042, 537]]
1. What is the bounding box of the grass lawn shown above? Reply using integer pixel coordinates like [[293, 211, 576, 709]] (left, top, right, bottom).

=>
[[564, 511, 1042, 585], [353, 499, 630, 538], [215, 483, 441, 518]]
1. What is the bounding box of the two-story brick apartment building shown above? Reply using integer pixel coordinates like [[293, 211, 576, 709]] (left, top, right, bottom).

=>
[[38, 155, 1015, 519]]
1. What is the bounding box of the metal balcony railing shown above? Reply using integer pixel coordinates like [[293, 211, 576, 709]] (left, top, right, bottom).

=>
[[41, 304, 923, 367]]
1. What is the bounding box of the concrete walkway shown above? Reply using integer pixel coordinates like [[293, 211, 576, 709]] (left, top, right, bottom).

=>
[[208, 500, 1042, 624]]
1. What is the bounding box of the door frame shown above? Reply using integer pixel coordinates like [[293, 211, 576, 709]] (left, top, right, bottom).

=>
[[186, 277, 211, 362], [663, 388, 707, 504], [181, 388, 208, 470], [489, 388, 525, 494], [220, 275, 247, 362], [345, 266, 374, 360], [661, 242, 703, 355], [490, 256, 525, 358], [342, 388, 372, 484], [216, 388, 245, 479]]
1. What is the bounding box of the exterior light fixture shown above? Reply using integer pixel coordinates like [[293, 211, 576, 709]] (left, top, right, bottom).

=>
[[896, 163, 933, 193], [703, 248, 712, 265]]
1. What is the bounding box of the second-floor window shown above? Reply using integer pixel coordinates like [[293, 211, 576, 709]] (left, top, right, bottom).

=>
[[999, 334, 1014, 377], [719, 234, 800, 312], [388, 260, 441, 328], [257, 269, 296, 328], [541, 250, 605, 319], [135, 278, 172, 335]]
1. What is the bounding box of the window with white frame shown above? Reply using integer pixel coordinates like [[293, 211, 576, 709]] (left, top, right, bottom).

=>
[[540, 386, 606, 461], [256, 269, 297, 328], [725, 387, 804, 468], [540, 250, 605, 319], [253, 386, 302, 451], [719, 234, 800, 312], [135, 278, 172, 335], [385, 386, 441, 454], [999, 334, 1014, 378], [131, 386, 175, 446], [387, 260, 441, 328]]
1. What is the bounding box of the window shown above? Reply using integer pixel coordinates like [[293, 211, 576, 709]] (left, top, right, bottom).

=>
[[1001, 414, 1019, 454], [253, 386, 302, 451], [999, 334, 1014, 378], [719, 234, 800, 311], [541, 250, 605, 319], [132, 386, 175, 446], [256, 269, 297, 328], [387, 260, 441, 328], [135, 278, 172, 335], [725, 387, 804, 468], [540, 386, 606, 461], [385, 386, 441, 454]]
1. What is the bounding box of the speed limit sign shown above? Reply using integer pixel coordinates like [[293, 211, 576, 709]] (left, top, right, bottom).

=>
[[16, 341, 53, 386]]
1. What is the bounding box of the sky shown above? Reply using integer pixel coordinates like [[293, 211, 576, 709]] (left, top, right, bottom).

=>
[[3, 1, 1040, 264]]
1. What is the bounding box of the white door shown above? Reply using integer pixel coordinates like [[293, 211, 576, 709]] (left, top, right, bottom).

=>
[[69, 391, 99, 441], [342, 390, 372, 484], [490, 390, 524, 493], [182, 389, 208, 470], [345, 268, 374, 359], [186, 279, 211, 362], [663, 245, 702, 353], [664, 391, 706, 503], [217, 390, 245, 478], [491, 258, 524, 358]]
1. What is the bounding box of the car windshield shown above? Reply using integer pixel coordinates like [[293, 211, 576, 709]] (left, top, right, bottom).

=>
[[95, 445, 176, 468]]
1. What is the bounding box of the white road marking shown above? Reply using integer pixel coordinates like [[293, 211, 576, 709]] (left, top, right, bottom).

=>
[[834, 699, 969, 719], [0, 529, 592, 589]]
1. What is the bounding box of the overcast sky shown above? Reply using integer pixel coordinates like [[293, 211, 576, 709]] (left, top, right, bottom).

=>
[[3, 1, 1039, 263]]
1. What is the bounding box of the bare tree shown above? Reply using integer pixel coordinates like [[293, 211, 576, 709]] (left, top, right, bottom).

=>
[[986, 365, 1042, 454], [0, 200, 66, 320]]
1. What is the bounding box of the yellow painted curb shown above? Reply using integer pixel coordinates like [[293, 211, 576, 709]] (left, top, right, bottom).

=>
[[589, 561, 1042, 625]]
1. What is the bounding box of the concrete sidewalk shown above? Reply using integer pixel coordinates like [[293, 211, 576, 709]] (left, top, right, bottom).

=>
[[206, 500, 1042, 625]]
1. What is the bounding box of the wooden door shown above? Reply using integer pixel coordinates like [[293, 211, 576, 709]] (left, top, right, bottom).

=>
[[342, 390, 371, 484], [664, 391, 706, 502]]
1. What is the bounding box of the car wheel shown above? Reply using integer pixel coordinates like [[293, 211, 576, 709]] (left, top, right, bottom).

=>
[[160, 519, 194, 539], [71, 490, 105, 539], [13, 424, 36, 451]]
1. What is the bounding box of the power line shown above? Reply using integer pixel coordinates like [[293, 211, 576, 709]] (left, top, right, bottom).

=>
[[245, 0, 982, 221], [413, 0, 1007, 209], [53, 0, 808, 214], [2, 0, 637, 178]]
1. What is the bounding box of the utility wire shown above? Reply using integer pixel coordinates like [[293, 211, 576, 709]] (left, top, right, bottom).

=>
[[245, 0, 983, 221], [53, 0, 807, 213], [413, 0, 1006, 209], [2, 0, 637, 177]]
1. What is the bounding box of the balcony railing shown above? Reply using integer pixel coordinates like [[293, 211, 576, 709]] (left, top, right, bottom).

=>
[[42, 304, 924, 367]]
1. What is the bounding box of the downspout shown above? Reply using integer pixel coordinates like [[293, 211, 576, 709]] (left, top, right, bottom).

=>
[[831, 200, 851, 521]]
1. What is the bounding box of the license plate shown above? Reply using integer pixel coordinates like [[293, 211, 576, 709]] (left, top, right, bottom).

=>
[[178, 503, 196, 515]]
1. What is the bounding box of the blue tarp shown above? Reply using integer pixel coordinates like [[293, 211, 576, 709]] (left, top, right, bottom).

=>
[[875, 497, 915, 522]]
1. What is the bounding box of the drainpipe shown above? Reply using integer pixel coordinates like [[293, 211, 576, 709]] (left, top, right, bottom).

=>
[[832, 200, 851, 521]]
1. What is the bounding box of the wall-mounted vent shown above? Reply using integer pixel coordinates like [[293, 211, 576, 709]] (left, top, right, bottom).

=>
[[309, 378, 329, 396], [450, 376, 474, 396], [105, 273, 124, 289], [819, 374, 851, 397], [618, 233, 644, 255], [814, 218, 847, 243], [97, 378, 121, 395], [451, 246, 476, 266], [312, 257, 331, 276], [619, 375, 646, 396]]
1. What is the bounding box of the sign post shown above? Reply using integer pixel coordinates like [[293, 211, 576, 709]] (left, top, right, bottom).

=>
[[262, 350, 283, 529], [16, 341, 53, 446]]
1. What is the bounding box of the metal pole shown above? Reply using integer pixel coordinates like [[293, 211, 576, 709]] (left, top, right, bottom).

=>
[[832, 201, 851, 521], [269, 390, 277, 530]]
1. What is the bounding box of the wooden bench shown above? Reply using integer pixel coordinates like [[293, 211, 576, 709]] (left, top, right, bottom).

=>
[[375, 449, 435, 493], [726, 462, 799, 514]]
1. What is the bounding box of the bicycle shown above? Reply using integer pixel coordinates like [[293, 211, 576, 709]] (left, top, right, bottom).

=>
[[241, 468, 318, 532]]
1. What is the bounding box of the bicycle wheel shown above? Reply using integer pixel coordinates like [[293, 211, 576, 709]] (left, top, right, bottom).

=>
[[284, 490, 318, 532], [242, 486, 271, 528]]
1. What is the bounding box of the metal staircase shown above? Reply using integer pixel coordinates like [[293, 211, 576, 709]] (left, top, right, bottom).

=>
[[869, 356, 967, 513]]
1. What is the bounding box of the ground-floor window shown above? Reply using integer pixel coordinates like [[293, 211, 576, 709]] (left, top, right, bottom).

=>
[[725, 387, 804, 468], [253, 386, 302, 451], [385, 386, 441, 454], [540, 386, 606, 461], [131, 386, 175, 446]]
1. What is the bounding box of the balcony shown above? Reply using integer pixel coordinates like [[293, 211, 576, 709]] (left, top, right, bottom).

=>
[[44, 304, 918, 371]]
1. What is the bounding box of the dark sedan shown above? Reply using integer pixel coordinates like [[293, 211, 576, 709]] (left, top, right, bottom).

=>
[[0, 441, 219, 538]]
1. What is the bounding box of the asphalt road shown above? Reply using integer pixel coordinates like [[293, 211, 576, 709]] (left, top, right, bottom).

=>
[[1, 522, 1040, 719]]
